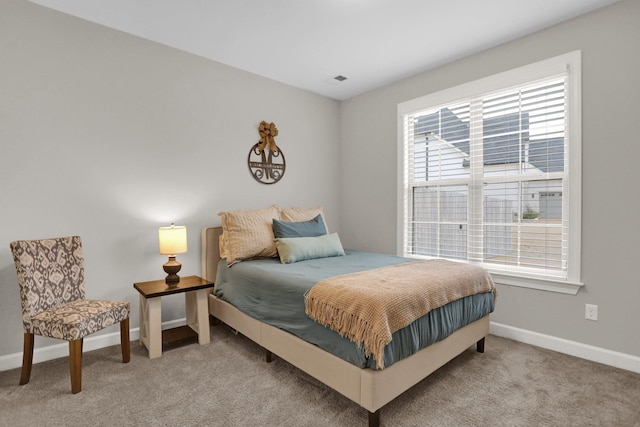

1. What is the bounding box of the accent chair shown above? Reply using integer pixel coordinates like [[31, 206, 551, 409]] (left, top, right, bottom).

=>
[[10, 236, 130, 394]]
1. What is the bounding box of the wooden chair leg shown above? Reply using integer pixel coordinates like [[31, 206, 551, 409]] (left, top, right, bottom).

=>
[[69, 339, 82, 394], [19, 333, 34, 385], [120, 317, 130, 363]]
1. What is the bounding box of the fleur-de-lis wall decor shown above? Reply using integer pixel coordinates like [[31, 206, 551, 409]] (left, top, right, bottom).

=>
[[248, 121, 286, 184]]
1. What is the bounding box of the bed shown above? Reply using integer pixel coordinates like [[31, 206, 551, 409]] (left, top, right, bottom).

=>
[[202, 213, 495, 426]]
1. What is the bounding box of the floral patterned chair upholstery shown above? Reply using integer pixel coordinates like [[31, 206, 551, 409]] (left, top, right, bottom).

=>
[[10, 236, 130, 394]]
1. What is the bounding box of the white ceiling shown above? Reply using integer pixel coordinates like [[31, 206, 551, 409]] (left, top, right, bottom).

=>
[[30, 0, 620, 100]]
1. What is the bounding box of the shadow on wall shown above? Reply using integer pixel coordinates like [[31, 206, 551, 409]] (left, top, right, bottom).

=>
[[0, 257, 27, 355]]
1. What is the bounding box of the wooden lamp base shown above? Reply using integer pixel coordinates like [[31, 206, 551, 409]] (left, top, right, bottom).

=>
[[163, 256, 182, 286]]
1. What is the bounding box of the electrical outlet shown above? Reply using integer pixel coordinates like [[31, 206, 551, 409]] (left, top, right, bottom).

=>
[[585, 304, 598, 321]]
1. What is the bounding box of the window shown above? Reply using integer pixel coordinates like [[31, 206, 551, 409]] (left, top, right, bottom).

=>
[[398, 52, 582, 294]]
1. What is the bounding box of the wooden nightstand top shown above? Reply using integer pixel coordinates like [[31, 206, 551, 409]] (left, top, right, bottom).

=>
[[133, 275, 214, 299]]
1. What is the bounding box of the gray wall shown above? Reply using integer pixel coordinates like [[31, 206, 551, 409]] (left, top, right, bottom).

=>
[[339, 0, 640, 357], [0, 0, 340, 357]]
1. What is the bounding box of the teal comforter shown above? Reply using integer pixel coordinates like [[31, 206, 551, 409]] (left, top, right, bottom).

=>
[[214, 250, 494, 369]]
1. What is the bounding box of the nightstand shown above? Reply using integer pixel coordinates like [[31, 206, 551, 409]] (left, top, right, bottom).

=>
[[133, 275, 214, 359]]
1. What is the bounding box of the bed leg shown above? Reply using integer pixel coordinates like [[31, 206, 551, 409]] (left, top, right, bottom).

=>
[[476, 337, 485, 353], [368, 409, 380, 427], [265, 349, 273, 363]]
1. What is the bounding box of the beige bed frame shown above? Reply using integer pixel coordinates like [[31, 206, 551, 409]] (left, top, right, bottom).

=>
[[201, 226, 489, 426]]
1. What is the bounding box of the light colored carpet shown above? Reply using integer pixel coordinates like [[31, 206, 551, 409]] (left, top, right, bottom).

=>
[[1, 325, 639, 427]]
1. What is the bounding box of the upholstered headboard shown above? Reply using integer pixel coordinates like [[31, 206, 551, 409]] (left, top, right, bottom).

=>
[[201, 226, 223, 283]]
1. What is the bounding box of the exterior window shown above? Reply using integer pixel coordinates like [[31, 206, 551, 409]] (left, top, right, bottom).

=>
[[398, 52, 582, 293]]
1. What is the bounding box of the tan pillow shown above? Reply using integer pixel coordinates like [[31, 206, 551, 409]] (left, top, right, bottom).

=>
[[218, 205, 279, 266], [218, 234, 227, 259], [280, 206, 328, 231]]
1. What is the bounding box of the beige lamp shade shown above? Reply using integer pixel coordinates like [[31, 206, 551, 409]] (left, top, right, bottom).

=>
[[158, 224, 188, 256]]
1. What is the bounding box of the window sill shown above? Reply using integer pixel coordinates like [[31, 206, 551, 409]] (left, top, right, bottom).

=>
[[490, 272, 583, 295]]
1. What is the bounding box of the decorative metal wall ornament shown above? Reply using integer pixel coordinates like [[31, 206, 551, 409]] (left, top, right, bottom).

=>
[[248, 121, 286, 184]]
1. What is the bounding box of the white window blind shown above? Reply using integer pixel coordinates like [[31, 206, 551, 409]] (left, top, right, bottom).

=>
[[398, 52, 582, 293]]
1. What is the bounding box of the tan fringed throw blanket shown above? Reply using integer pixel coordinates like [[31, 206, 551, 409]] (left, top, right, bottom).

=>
[[305, 259, 496, 369]]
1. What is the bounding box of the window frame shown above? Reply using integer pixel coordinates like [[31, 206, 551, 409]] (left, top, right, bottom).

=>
[[397, 51, 582, 294]]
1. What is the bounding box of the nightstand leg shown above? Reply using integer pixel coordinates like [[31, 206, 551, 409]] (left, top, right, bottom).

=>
[[140, 296, 162, 359], [185, 289, 210, 345], [139, 295, 146, 347]]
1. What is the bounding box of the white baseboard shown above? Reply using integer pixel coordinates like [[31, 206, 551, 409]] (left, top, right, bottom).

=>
[[2, 319, 639, 375], [0, 318, 185, 372], [490, 322, 640, 374]]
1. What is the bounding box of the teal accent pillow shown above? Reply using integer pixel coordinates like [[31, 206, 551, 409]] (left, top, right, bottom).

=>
[[272, 214, 327, 238], [275, 233, 345, 264]]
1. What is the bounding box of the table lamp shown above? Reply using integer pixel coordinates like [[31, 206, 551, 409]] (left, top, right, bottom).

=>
[[158, 223, 188, 286]]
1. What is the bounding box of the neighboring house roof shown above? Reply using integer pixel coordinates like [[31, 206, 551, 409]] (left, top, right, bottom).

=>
[[415, 107, 563, 173], [528, 137, 564, 173]]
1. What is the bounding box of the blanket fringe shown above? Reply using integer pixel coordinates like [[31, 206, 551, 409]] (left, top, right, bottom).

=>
[[306, 297, 387, 369]]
